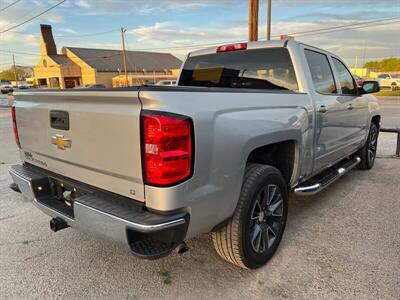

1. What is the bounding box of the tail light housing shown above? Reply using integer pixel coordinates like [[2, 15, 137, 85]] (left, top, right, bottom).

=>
[[142, 111, 193, 186], [11, 106, 21, 148]]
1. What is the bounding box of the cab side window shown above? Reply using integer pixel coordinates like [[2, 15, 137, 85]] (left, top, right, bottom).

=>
[[332, 58, 357, 95], [305, 50, 337, 94]]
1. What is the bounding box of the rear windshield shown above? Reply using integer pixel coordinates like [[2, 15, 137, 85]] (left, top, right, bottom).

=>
[[179, 48, 298, 91]]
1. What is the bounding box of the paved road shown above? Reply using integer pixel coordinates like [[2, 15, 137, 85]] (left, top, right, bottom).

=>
[[0, 99, 399, 299], [0, 94, 7, 106]]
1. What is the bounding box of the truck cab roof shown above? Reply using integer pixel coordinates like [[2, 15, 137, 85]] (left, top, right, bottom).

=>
[[188, 39, 337, 59]]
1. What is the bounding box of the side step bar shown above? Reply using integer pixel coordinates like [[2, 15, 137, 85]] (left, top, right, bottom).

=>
[[294, 156, 361, 196]]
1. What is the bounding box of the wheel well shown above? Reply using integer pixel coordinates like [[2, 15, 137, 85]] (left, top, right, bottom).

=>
[[246, 140, 296, 185], [371, 115, 381, 128]]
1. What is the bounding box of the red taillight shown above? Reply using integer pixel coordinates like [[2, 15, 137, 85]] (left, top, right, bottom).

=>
[[216, 42, 247, 53], [11, 106, 21, 148], [142, 112, 193, 186]]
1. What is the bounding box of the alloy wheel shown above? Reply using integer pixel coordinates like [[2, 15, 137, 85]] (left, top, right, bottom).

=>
[[249, 184, 284, 254], [368, 126, 378, 163]]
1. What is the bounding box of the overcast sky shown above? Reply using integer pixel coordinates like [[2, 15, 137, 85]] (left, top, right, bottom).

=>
[[0, 0, 399, 70]]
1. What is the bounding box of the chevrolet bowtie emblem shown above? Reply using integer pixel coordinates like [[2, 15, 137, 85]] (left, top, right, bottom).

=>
[[51, 134, 72, 150]]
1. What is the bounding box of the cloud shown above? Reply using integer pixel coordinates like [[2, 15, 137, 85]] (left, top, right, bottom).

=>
[[75, 0, 91, 9], [75, 0, 232, 16], [0, 0, 64, 32], [0, 32, 38, 47], [126, 18, 399, 65], [59, 28, 78, 35], [128, 22, 246, 45]]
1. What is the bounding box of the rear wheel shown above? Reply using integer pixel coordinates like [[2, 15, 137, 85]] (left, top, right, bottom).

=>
[[358, 122, 379, 170], [212, 164, 288, 269]]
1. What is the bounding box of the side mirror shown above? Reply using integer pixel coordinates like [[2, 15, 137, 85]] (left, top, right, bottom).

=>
[[360, 81, 380, 94]]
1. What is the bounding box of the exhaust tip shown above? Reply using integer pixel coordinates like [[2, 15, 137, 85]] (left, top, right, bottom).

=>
[[50, 217, 68, 232], [176, 241, 189, 254]]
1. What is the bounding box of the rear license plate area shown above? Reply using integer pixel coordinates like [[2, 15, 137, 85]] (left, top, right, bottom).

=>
[[40, 178, 85, 218]]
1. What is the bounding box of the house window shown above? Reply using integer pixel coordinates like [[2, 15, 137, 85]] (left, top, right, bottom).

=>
[[43, 59, 47, 68]]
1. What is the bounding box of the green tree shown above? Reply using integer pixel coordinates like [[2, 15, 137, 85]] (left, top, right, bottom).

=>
[[0, 66, 32, 81], [0, 69, 15, 81], [363, 58, 400, 72]]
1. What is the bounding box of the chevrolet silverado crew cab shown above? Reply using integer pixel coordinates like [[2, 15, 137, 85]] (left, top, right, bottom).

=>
[[9, 40, 381, 269]]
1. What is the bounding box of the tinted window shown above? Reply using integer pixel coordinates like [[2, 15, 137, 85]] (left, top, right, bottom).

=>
[[332, 58, 356, 95], [179, 48, 298, 91], [378, 74, 389, 78], [305, 50, 336, 94]]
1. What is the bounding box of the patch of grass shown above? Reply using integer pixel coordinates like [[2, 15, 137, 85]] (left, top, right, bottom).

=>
[[0, 162, 5, 164], [158, 270, 172, 285], [21, 240, 30, 245], [374, 90, 400, 97]]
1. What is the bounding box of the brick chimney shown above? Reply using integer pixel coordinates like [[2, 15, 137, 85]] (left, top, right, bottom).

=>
[[39, 24, 57, 56]]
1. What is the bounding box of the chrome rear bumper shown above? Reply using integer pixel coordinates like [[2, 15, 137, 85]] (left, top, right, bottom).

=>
[[9, 164, 189, 259]]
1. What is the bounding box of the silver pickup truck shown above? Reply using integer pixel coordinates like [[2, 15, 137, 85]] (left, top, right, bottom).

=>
[[9, 40, 380, 269]]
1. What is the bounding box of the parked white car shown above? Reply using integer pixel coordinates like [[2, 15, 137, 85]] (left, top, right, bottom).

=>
[[375, 73, 400, 90], [1, 80, 13, 94], [155, 80, 177, 86]]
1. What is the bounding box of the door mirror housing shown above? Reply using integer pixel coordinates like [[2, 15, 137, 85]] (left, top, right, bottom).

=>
[[360, 81, 380, 94]]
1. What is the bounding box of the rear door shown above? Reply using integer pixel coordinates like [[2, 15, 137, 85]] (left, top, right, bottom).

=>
[[15, 90, 145, 201]]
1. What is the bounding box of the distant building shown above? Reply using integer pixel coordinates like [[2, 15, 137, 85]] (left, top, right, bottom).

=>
[[34, 24, 182, 88]]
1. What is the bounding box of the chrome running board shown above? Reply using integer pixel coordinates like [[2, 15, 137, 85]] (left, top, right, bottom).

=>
[[294, 156, 361, 196]]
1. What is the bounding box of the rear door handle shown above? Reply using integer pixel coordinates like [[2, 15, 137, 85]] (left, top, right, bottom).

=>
[[347, 103, 354, 110], [318, 105, 328, 113]]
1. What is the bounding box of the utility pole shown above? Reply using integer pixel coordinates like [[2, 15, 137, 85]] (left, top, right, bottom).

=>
[[248, 0, 259, 41], [120, 27, 128, 87], [12, 54, 18, 87], [267, 0, 272, 40]]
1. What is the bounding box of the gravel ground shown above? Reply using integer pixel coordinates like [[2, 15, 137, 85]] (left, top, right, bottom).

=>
[[0, 101, 399, 299]]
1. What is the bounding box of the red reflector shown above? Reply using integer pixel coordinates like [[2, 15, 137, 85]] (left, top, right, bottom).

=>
[[142, 113, 193, 186], [216, 43, 247, 53], [11, 106, 21, 148]]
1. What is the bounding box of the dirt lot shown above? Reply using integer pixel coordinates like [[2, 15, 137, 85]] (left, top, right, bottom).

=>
[[0, 102, 399, 299]]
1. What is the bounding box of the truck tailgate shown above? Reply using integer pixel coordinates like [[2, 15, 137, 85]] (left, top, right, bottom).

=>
[[14, 90, 145, 202]]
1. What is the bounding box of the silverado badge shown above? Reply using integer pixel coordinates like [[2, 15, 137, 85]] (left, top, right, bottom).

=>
[[51, 134, 72, 150]]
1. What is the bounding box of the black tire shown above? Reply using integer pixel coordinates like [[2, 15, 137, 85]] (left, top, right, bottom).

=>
[[212, 164, 288, 269], [358, 122, 379, 170]]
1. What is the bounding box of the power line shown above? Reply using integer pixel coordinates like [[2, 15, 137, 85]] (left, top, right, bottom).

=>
[[8, 28, 119, 38], [0, 0, 22, 13], [293, 19, 400, 37], [131, 18, 400, 52], [0, 49, 125, 63], [57, 28, 119, 38], [286, 16, 400, 37], [1, 16, 398, 59], [0, 0, 67, 34], [0, 49, 39, 56], [0, 62, 13, 66]]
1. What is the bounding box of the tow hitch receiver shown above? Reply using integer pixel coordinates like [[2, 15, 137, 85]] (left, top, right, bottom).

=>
[[50, 217, 69, 232]]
